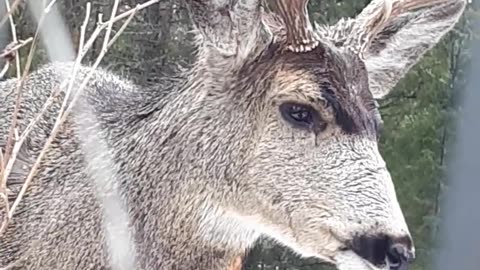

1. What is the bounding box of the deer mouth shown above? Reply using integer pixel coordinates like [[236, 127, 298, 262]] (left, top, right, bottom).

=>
[[328, 230, 413, 270], [334, 249, 387, 270], [334, 248, 412, 270]]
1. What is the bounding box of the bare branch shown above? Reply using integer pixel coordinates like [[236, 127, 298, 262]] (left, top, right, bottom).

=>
[[4, 0, 160, 231], [0, 0, 23, 29], [0, 0, 69, 235], [0, 38, 34, 60], [0, 61, 9, 78], [80, 0, 160, 58], [0, 1, 54, 204], [4, 0, 20, 79], [0, 38, 32, 79], [44, 0, 58, 13], [0, 0, 23, 233], [107, 11, 136, 48]]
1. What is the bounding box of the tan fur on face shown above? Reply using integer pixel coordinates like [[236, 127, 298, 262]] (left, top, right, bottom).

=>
[[227, 255, 243, 270], [265, 47, 377, 139], [269, 69, 338, 137]]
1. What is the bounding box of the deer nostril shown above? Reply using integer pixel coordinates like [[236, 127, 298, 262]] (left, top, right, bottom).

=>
[[349, 234, 390, 266], [387, 243, 415, 270], [386, 244, 402, 269], [349, 234, 414, 269]]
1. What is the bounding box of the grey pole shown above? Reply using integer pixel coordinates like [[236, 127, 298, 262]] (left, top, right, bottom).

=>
[[433, 3, 480, 270]]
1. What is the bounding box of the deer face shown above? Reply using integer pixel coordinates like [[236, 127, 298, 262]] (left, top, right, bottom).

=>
[[239, 44, 413, 270], [186, 0, 465, 269]]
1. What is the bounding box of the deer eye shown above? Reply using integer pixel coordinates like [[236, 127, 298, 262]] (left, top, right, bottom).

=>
[[279, 102, 317, 129]]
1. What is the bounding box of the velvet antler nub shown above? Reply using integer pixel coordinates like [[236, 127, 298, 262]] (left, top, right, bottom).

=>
[[269, 0, 319, 52]]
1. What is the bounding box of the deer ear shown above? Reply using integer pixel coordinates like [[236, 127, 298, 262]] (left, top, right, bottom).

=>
[[186, 0, 265, 60], [351, 0, 466, 99]]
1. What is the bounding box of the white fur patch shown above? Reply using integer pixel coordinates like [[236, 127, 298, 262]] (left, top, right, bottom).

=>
[[335, 250, 382, 270]]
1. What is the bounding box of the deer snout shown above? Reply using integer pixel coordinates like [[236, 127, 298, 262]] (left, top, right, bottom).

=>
[[349, 234, 415, 270], [386, 242, 415, 270]]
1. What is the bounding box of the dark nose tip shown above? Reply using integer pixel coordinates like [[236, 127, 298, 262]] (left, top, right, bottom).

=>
[[349, 234, 415, 270], [387, 242, 415, 270]]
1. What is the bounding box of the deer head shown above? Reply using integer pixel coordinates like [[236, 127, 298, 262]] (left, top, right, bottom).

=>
[[183, 0, 466, 269]]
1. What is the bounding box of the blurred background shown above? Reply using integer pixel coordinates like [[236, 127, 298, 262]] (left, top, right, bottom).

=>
[[0, 0, 478, 269]]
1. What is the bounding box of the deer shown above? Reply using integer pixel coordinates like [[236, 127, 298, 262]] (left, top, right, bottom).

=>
[[0, 0, 466, 269]]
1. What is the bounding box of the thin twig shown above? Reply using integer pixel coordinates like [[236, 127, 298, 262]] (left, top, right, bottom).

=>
[[0, 0, 62, 170], [0, 0, 57, 235], [107, 11, 136, 48], [0, 61, 10, 78], [0, 0, 23, 233], [2, 0, 23, 166], [0, 5, 49, 192], [18, 0, 92, 142], [5, 0, 159, 227], [64, 2, 92, 105], [0, 0, 23, 29], [44, 0, 58, 13], [0, 38, 34, 59], [0, 34, 44, 193], [80, 0, 160, 59]]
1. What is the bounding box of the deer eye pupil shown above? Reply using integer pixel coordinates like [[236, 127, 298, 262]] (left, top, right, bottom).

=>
[[291, 108, 309, 121], [279, 102, 316, 129]]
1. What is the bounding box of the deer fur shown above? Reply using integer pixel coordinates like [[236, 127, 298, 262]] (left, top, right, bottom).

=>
[[0, 0, 466, 269]]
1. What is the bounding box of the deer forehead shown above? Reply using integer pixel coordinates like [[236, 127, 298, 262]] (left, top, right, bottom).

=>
[[271, 69, 319, 98], [265, 55, 379, 137], [264, 43, 369, 96]]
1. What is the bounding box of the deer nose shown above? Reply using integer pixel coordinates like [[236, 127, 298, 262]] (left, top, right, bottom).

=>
[[349, 234, 415, 270], [386, 242, 415, 270]]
